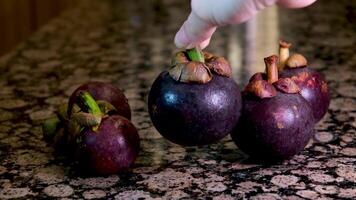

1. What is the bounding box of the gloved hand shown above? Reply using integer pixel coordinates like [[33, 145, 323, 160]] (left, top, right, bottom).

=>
[[175, 0, 317, 49]]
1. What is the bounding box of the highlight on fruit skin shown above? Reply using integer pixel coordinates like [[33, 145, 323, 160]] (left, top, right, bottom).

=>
[[148, 48, 242, 146], [231, 55, 315, 162], [278, 40, 330, 122]]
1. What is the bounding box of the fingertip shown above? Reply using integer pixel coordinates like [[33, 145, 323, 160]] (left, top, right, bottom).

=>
[[174, 12, 216, 49], [174, 25, 211, 49], [174, 30, 186, 49], [277, 0, 317, 8], [198, 38, 211, 49]]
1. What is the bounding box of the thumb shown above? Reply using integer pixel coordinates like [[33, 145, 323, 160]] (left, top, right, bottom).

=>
[[174, 12, 217, 49]]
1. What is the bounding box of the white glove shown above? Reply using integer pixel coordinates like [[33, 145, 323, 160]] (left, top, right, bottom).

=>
[[175, 0, 317, 49]]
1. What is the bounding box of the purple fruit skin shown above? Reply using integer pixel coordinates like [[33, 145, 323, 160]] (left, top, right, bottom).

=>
[[280, 67, 330, 122], [231, 92, 314, 161], [148, 71, 242, 146], [77, 115, 140, 175], [68, 82, 131, 120]]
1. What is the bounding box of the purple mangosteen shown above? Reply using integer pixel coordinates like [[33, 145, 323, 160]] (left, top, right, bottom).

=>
[[148, 48, 242, 146], [68, 82, 131, 120], [278, 40, 330, 122], [73, 92, 140, 175], [43, 91, 139, 175], [231, 55, 315, 162]]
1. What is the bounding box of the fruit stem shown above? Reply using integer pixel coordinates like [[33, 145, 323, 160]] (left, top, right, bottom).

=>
[[78, 92, 102, 116], [264, 55, 279, 84], [186, 47, 205, 63], [77, 92, 103, 131], [278, 40, 291, 71]]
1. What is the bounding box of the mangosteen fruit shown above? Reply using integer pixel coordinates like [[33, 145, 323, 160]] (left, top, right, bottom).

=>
[[231, 55, 315, 162], [43, 90, 139, 175], [278, 40, 330, 122], [68, 82, 131, 120], [72, 92, 140, 175], [148, 48, 242, 146]]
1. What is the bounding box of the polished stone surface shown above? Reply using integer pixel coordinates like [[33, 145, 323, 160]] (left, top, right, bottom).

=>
[[0, 0, 355, 199]]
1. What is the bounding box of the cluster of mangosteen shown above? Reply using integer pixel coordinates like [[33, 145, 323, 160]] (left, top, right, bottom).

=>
[[149, 40, 330, 162], [42, 40, 330, 175], [43, 82, 140, 175]]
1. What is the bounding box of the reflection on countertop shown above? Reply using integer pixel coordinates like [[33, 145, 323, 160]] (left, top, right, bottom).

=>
[[0, 0, 355, 199]]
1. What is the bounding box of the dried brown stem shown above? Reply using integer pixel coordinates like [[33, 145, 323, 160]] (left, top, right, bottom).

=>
[[264, 55, 279, 84], [278, 40, 291, 71]]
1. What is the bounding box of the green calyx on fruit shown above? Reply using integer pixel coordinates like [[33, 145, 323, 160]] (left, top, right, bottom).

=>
[[77, 92, 103, 116], [169, 47, 231, 84], [72, 112, 101, 127], [75, 92, 102, 131], [204, 51, 232, 78], [169, 61, 212, 83], [42, 92, 118, 140], [73, 92, 117, 132], [187, 47, 205, 62], [42, 117, 61, 142], [97, 100, 117, 115]]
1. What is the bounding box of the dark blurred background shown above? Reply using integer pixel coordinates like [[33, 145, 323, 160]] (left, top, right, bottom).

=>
[[0, 0, 76, 56], [0, 0, 354, 82]]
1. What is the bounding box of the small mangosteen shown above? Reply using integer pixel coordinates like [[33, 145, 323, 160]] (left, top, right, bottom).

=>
[[72, 92, 140, 175], [43, 90, 139, 175], [278, 40, 330, 122], [148, 48, 242, 146], [68, 82, 131, 120], [231, 55, 315, 162]]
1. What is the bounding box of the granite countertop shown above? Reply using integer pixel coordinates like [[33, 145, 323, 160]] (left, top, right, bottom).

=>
[[0, 0, 355, 199]]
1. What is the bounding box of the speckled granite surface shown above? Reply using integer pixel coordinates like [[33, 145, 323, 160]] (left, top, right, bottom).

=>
[[0, 0, 355, 199]]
